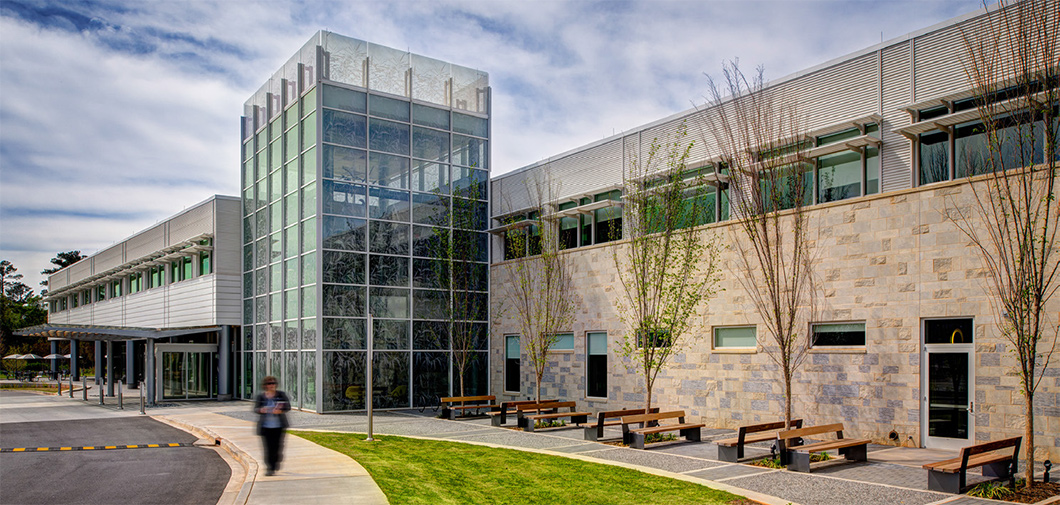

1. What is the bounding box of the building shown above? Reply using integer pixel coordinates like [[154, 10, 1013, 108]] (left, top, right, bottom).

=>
[[23, 195, 241, 404], [487, 3, 1060, 459], [237, 32, 491, 412]]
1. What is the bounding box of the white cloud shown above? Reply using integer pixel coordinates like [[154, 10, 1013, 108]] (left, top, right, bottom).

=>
[[1, 0, 983, 288]]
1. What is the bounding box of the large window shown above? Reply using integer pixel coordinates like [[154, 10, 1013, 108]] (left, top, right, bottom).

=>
[[172, 257, 193, 282], [586, 331, 607, 398], [549, 333, 574, 351], [811, 322, 866, 347], [129, 272, 143, 294], [594, 190, 622, 244], [504, 335, 520, 393], [637, 329, 671, 348], [713, 326, 757, 350]]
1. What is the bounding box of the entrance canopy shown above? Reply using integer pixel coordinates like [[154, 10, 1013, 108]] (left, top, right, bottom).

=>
[[15, 324, 221, 342]]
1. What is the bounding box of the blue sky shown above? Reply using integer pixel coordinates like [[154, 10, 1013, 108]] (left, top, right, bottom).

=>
[[0, 0, 983, 289]]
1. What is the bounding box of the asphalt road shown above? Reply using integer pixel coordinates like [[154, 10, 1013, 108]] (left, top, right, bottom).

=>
[[0, 390, 230, 505]]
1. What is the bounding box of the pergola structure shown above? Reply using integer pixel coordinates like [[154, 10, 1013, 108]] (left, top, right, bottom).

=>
[[15, 324, 229, 405]]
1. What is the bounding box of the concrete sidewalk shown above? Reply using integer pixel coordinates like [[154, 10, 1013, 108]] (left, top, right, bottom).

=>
[[155, 409, 388, 505]]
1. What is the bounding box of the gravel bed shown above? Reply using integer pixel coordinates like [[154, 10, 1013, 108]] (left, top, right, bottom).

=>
[[544, 443, 608, 454], [723, 470, 948, 505], [581, 447, 723, 473], [685, 464, 774, 481]]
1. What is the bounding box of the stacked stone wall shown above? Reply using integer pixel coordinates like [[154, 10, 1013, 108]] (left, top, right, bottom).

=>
[[490, 174, 1060, 460]]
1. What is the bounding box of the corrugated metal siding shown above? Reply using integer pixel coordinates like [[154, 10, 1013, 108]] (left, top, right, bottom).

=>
[[169, 201, 213, 243], [94, 245, 125, 273], [125, 291, 166, 327], [787, 53, 880, 132], [881, 41, 913, 193], [126, 226, 166, 262], [67, 260, 91, 284], [214, 198, 243, 277], [166, 277, 218, 327], [913, 23, 969, 102], [215, 274, 243, 325], [89, 297, 125, 327], [545, 139, 623, 201], [639, 117, 707, 168]]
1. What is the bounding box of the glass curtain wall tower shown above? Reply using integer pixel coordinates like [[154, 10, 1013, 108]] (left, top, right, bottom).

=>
[[240, 32, 491, 412]]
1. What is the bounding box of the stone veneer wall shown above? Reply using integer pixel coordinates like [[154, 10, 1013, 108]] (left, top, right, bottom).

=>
[[489, 173, 1060, 460]]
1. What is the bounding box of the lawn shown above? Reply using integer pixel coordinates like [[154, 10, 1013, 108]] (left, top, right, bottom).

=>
[[294, 431, 748, 505]]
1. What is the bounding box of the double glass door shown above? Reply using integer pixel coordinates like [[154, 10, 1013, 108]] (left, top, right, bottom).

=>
[[162, 351, 214, 400], [921, 318, 974, 450]]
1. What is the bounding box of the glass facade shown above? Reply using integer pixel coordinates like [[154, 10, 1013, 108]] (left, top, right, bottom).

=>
[[241, 31, 490, 412]]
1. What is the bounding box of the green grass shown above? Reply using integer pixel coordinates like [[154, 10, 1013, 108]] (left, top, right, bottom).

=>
[[295, 431, 746, 505]]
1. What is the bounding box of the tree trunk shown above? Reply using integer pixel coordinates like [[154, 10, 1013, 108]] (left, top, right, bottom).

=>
[[646, 385, 653, 414], [1025, 390, 1035, 489], [784, 370, 793, 429], [535, 375, 542, 403], [458, 361, 466, 397]]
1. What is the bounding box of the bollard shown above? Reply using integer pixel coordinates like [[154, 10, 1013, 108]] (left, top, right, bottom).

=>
[[82, 376, 88, 401], [68, 375, 73, 398], [1044, 460, 1052, 483], [117, 381, 123, 410], [57, 379, 62, 396], [98, 375, 104, 406], [139, 381, 145, 415]]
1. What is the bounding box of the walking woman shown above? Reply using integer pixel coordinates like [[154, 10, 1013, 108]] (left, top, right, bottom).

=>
[[254, 376, 291, 475]]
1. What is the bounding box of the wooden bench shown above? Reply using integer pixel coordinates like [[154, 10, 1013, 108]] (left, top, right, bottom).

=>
[[582, 408, 658, 441], [715, 419, 803, 462], [776, 423, 871, 472], [488, 399, 557, 426], [621, 411, 704, 449], [521, 401, 590, 432], [440, 395, 496, 420], [923, 437, 1021, 493]]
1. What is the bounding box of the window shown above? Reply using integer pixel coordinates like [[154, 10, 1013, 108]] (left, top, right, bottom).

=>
[[200, 252, 212, 275], [815, 124, 880, 204], [148, 266, 164, 289], [637, 329, 671, 348], [550, 333, 574, 351], [129, 272, 143, 294], [172, 257, 192, 282], [70, 294, 78, 309], [504, 335, 520, 393], [713, 326, 757, 350], [586, 332, 607, 398], [558, 202, 579, 250], [82, 289, 92, 305], [811, 322, 866, 347], [760, 164, 813, 212], [59, 298, 67, 311], [110, 280, 122, 298], [594, 190, 622, 244], [97, 284, 106, 301]]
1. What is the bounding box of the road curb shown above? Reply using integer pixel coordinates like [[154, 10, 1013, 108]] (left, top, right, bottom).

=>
[[154, 416, 256, 505]]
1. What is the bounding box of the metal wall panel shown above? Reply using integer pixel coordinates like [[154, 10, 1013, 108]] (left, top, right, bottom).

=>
[[213, 197, 243, 277], [126, 226, 166, 262], [166, 277, 218, 327], [784, 53, 880, 132], [881, 41, 913, 193], [94, 245, 125, 274], [912, 23, 968, 103], [169, 201, 214, 244]]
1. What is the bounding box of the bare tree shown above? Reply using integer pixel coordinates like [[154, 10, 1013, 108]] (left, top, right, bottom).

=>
[[951, 0, 1059, 487], [703, 62, 816, 429], [499, 170, 576, 402], [613, 123, 723, 412]]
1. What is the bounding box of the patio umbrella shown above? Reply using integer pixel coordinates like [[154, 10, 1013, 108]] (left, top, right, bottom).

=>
[[3, 354, 25, 360], [43, 354, 65, 360], [20, 354, 43, 360]]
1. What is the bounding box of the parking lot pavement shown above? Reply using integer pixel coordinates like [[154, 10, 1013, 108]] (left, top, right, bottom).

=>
[[0, 390, 230, 505]]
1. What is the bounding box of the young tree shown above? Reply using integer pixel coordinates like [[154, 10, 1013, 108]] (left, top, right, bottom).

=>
[[433, 175, 489, 399], [703, 62, 816, 429], [1, 261, 47, 356], [613, 123, 722, 412], [951, 0, 1059, 487], [499, 170, 576, 402]]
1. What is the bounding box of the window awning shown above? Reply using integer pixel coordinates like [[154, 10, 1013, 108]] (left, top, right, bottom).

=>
[[14, 324, 221, 342], [895, 90, 1049, 139]]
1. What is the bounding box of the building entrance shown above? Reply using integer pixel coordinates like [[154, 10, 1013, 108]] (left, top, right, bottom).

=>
[[157, 344, 217, 400], [921, 318, 974, 450]]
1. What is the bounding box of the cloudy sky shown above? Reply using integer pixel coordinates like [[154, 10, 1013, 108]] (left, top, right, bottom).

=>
[[0, 0, 983, 289]]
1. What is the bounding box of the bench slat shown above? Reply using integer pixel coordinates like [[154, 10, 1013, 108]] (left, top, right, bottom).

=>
[[527, 411, 591, 420], [622, 410, 685, 425], [632, 423, 705, 436], [440, 395, 495, 403], [924, 453, 1014, 473], [778, 423, 844, 440], [793, 438, 872, 453], [717, 431, 777, 447]]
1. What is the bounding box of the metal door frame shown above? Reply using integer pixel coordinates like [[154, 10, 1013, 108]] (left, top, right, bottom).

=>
[[920, 318, 975, 450]]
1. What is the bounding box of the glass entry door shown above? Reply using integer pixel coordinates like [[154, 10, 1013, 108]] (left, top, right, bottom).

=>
[[161, 351, 214, 400], [922, 318, 974, 450]]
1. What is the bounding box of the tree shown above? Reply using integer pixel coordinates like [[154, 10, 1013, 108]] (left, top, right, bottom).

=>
[[499, 170, 576, 402], [703, 62, 816, 430], [950, 0, 1059, 488], [432, 176, 490, 399], [612, 123, 722, 412], [40, 250, 87, 288], [0, 261, 47, 357]]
